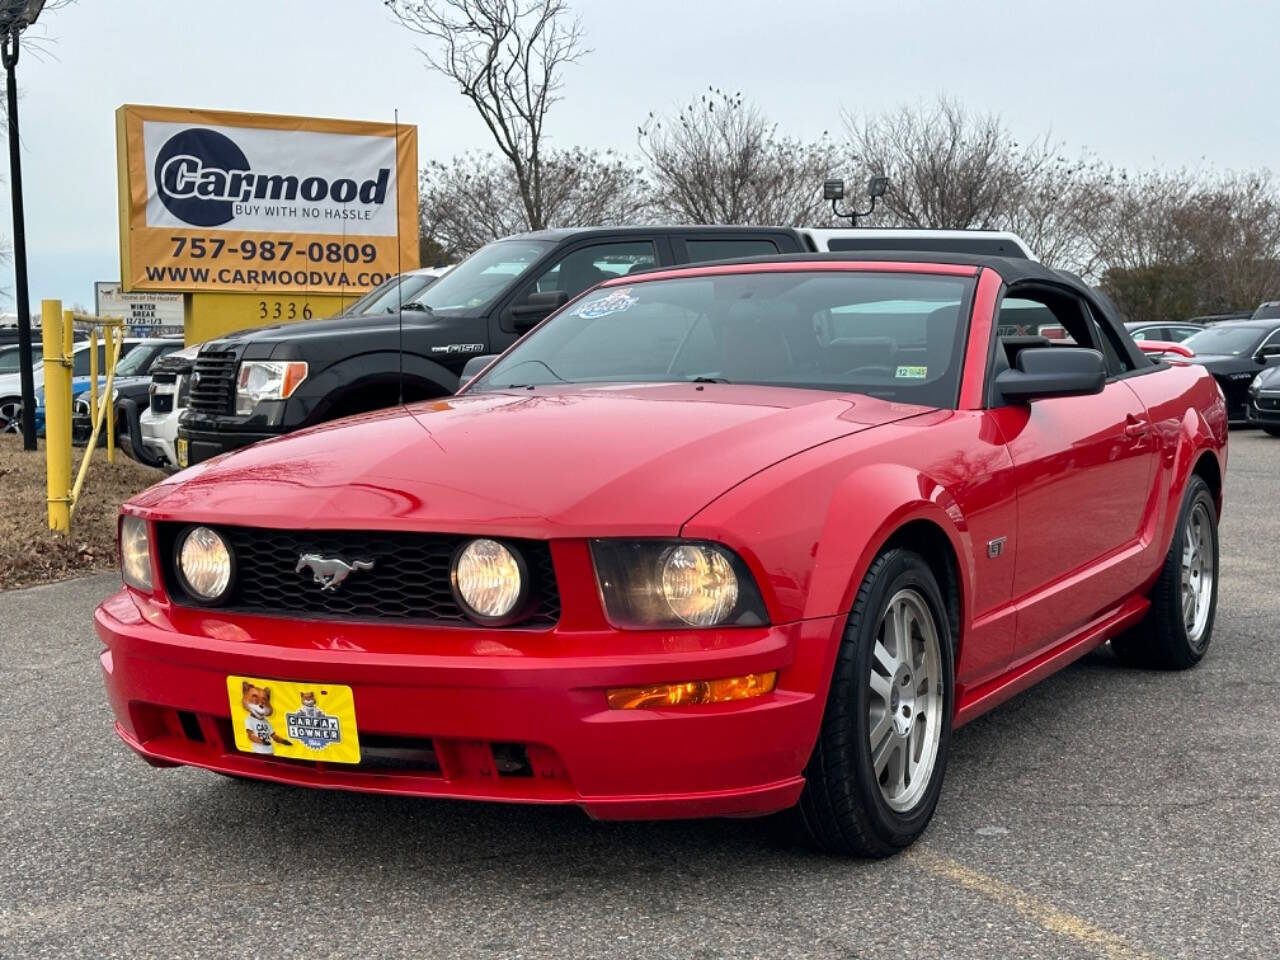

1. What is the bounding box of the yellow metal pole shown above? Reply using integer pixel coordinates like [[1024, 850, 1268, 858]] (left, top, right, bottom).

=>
[[104, 325, 116, 465], [41, 300, 71, 533], [88, 327, 98, 427]]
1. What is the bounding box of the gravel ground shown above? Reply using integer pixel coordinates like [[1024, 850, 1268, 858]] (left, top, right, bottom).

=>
[[1, 431, 1276, 960]]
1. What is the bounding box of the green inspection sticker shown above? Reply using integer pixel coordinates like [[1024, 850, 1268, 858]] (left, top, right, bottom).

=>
[[895, 365, 928, 379]]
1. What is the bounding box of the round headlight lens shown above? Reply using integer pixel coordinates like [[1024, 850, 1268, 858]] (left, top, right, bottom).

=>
[[178, 526, 232, 601], [454, 538, 523, 621], [660, 544, 739, 626]]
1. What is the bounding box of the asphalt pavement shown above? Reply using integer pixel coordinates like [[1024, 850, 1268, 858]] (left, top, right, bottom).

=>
[[2, 432, 1278, 960]]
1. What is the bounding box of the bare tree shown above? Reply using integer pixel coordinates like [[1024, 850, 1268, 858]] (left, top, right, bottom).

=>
[[420, 148, 651, 259], [1095, 169, 1280, 322], [639, 88, 838, 226], [845, 97, 1038, 230], [844, 97, 1117, 275], [387, 0, 586, 232]]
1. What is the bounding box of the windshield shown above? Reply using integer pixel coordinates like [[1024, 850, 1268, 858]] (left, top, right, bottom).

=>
[[471, 271, 974, 407], [114, 344, 167, 376], [1184, 326, 1266, 356], [410, 240, 551, 313], [346, 272, 440, 315], [0, 344, 39, 373]]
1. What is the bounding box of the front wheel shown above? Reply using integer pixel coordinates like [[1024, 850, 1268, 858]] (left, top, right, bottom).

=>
[[1264, 426, 1280, 438], [793, 548, 954, 858], [1112, 474, 1218, 669]]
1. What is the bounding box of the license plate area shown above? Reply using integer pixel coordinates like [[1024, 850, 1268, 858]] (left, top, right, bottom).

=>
[[226, 675, 361, 764]]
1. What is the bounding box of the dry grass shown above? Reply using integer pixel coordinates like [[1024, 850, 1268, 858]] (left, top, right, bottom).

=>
[[0, 434, 165, 590]]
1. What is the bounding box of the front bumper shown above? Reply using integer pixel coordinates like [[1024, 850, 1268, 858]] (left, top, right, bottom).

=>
[[140, 405, 180, 466], [1247, 394, 1280, 428], [178, 424, 280, 466], [96, 589, 837, 819]]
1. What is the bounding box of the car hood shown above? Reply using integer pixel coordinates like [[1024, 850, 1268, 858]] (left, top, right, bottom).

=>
[[131, 383, 931, 537]]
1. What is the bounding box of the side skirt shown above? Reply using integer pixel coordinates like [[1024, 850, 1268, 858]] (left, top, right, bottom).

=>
[[953, 595, 1149, 728]]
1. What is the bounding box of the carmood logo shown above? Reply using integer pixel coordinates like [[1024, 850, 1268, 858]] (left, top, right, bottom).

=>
[[154, 128, 250, 227], [153, 127, 392, 228]]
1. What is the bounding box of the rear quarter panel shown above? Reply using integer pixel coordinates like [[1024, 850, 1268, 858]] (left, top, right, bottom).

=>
[[1124, 363, 1228, 580]]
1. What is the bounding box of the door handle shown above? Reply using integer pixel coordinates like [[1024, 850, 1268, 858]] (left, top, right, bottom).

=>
[[1124, 416, 1149, 439]]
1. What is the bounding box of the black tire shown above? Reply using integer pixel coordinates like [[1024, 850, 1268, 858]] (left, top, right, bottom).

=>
[[1112, 474, 1218, 670], [1264, 427, 1280, 438], [792, 548, 955, 858]]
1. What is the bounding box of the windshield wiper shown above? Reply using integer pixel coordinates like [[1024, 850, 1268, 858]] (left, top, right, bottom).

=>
[[690, 376, 730, 384], [401, 302, 433, 313]]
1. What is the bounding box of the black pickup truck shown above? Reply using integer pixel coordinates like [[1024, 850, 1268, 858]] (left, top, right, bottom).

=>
[[177, 226, 804, 465]]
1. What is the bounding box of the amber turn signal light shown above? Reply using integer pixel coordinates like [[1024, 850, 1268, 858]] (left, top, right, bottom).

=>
[[606, 671, 777, 710]]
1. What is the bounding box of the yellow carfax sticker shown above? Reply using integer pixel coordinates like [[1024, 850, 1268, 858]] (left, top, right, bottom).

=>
[[895, 365, 928, 379], [226, 675, 361, 764]]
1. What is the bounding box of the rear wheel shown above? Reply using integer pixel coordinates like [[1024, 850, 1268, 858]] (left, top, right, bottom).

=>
[[793, 548, 954, 858], [1112, 474, 1218, 669], [1264, 426, 1280, 438]]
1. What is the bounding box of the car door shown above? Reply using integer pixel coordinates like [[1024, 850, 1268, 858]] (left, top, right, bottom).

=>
[[491, 237, 673, 353], [989, 290, 1158, 661]]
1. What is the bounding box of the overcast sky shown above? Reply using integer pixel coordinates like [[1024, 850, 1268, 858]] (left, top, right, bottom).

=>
[[5, 0, 1278, 308]]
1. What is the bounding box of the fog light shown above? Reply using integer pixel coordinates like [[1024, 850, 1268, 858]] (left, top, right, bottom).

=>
[[606, 671, 777, 710], [452, 538, 525, 622], [177, 525, 233, 602]]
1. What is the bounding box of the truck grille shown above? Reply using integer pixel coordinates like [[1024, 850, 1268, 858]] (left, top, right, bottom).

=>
[[156, 524, 561, 628], [187, 351, 239, 415]]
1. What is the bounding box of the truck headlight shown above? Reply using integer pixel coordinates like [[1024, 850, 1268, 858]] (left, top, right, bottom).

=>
[[451, 538, 526, 623], [176, 525, 233, 602], [590, 540, 768, 629], [119, 514, 153, 592], [235, 361, 308, 415]]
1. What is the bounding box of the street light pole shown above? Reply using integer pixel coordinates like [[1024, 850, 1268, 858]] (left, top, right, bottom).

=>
[[3, 22, 37, 449]]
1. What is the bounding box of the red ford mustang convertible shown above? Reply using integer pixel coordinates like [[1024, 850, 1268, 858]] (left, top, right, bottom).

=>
[[98, 254, 1227, 857]]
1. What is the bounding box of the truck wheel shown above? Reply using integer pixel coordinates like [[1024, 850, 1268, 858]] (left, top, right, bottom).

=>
[[1112, 475, 1218, 670], [793, 548, 954, 858]]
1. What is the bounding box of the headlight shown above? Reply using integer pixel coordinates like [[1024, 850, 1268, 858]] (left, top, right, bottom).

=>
[[119, 514, 152, 592], [591, 540, 768, 629], [1250, 374, 1264, 397], [451, 538, 525, 623], [235, 360, 308, 415], [111, 387, 120, 403], [176, 525, 233, 602]]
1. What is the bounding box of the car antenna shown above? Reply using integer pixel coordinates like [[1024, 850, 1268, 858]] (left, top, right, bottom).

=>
[[395, 108, 404, 407]]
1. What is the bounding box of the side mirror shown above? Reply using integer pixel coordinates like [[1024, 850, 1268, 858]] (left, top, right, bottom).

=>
[[1256, 343, 1280, 362], [511, 290, 568, 330], [996, 347, 1106, 403], [459, 354, 498, 389]]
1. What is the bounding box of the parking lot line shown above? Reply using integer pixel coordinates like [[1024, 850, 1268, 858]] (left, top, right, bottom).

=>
[[908, 847, 1155, 960]]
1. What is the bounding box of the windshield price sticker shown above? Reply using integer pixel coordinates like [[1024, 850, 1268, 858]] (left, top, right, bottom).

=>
[[574, 288, 638, 319]]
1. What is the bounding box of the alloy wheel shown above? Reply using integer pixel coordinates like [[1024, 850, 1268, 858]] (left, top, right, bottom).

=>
[[0, 398, 21, 434], [868, 588, 944, 813], [1181, 500, 1215, 648]]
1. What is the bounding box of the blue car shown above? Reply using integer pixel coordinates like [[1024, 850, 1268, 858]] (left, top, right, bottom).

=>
[[32, 339, 182, 439]]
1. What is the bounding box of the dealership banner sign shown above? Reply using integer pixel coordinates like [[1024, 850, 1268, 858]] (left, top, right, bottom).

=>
[[116, 104, 418, 294]]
